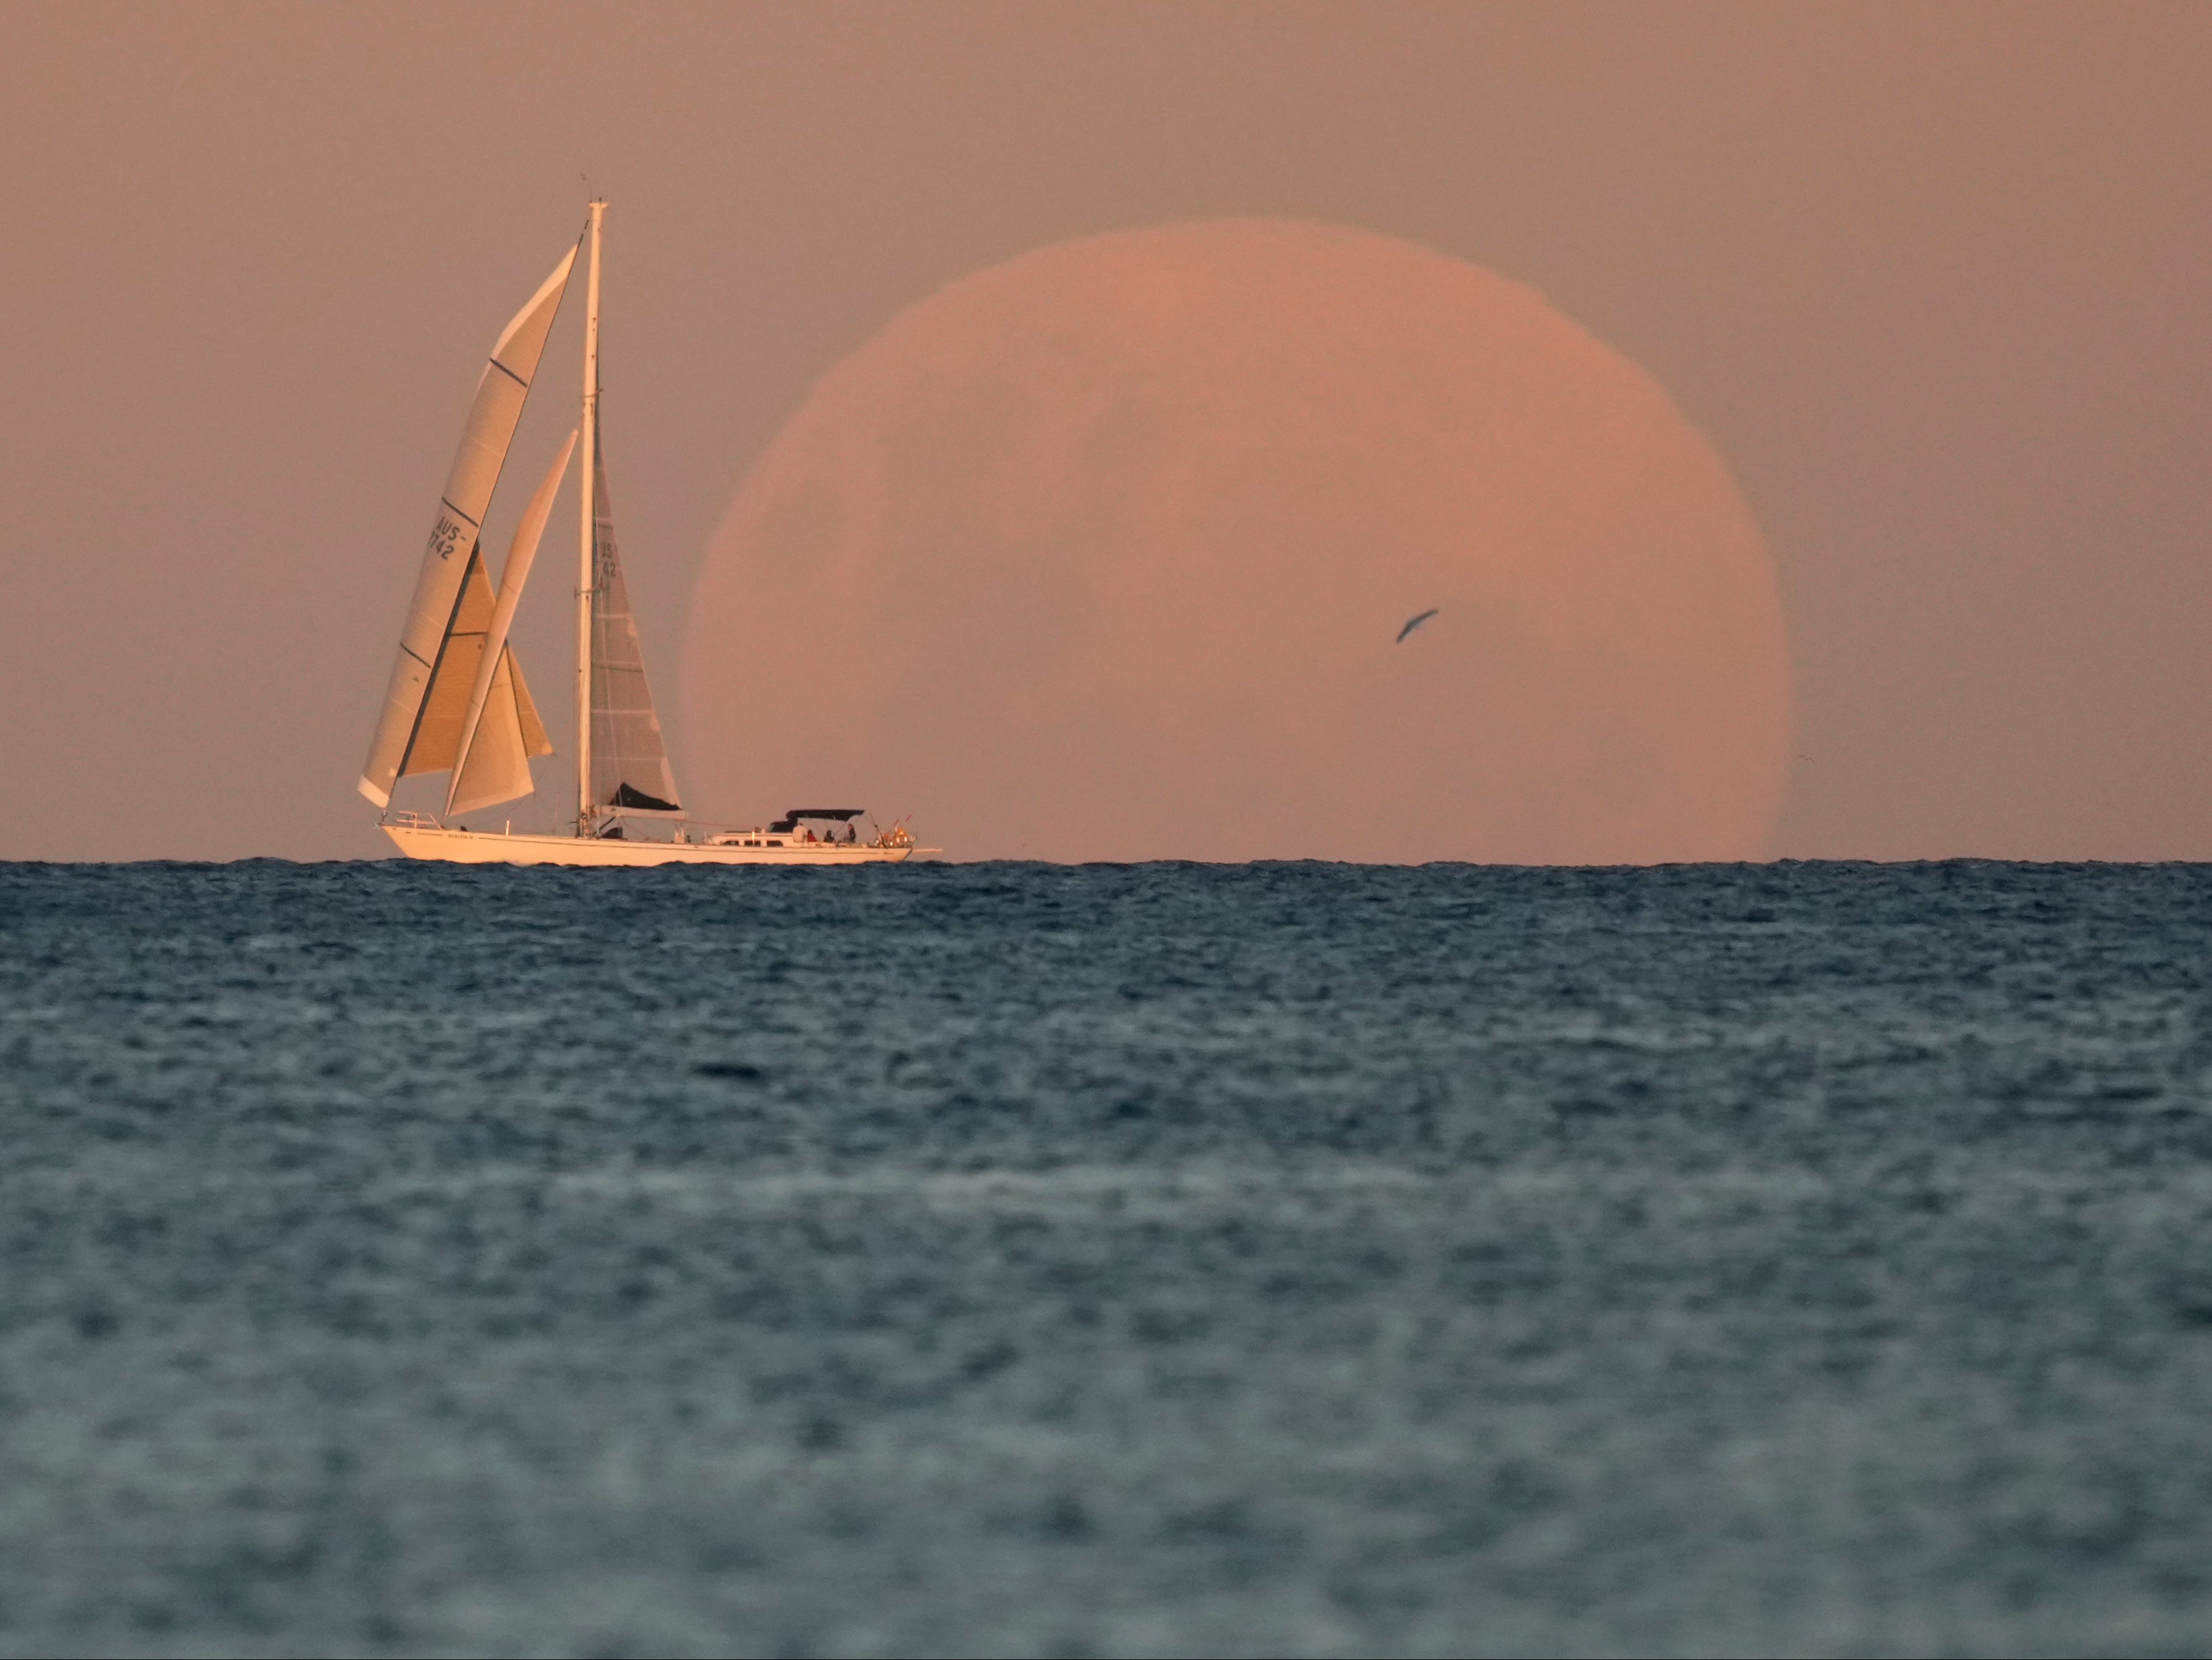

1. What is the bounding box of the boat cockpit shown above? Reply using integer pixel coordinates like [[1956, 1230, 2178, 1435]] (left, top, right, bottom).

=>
[[704, 808, 880, 848]]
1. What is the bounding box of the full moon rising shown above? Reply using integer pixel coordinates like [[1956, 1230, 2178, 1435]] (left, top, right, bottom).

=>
[[683, 220, 1789, 864]]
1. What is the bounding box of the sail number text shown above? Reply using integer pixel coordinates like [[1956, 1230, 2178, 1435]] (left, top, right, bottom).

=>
[[428, 514, 464, 563]]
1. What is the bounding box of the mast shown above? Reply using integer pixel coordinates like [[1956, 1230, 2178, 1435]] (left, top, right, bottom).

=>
[[576, 198, 604, 833]]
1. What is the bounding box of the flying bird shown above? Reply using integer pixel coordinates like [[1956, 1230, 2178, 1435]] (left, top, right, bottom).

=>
[[1395, 608, 1439, 643]]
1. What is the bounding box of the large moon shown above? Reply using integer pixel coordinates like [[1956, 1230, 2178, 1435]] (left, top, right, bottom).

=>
[[682, 221, 1789, 863]]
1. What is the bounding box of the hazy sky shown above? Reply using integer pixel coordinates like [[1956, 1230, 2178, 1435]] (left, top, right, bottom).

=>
[[685, 220, 1792, 864], [4, 2, 2208, 862]]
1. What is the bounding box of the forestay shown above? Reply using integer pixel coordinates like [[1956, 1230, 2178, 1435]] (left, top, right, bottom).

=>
[[358, 245, 578, 807], [589, 431, 683, 814]]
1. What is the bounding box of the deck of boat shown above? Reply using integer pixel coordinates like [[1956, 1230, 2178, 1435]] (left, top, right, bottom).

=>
[[385, 824, 919, 866]]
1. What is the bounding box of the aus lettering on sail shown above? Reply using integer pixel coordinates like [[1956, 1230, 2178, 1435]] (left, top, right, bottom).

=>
[[429, 513, 467, 563]]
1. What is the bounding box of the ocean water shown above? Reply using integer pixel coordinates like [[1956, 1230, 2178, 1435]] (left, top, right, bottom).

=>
[[4, 858, 2212, 1658]]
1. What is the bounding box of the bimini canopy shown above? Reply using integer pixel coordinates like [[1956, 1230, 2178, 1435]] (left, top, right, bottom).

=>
[[768, 808, 864, 832]]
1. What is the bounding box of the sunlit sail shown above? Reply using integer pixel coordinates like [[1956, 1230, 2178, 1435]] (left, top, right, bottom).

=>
[[399, 549, 552, 807], [447, 431, 578, 816], [359, 249, 576, 808]]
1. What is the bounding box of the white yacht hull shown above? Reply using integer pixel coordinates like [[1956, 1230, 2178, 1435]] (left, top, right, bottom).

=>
[[385, 824, 917, 866]]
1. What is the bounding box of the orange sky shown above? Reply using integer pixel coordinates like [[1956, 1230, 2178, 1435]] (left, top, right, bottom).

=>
[[2, 3, 2209, 861]]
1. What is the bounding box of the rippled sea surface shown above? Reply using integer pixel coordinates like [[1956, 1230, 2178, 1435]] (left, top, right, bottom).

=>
[[6, 859, 2212, 1657]]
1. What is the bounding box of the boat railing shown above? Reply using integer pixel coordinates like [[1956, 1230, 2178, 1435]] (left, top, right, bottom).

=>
[[381, 807, 911, 849]]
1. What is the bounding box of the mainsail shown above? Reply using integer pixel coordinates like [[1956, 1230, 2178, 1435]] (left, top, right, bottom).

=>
[[358, 245, 578, 807], [589, 431, 683, 814]]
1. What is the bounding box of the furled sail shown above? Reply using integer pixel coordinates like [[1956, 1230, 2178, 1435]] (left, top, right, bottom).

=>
[[447, 431, 578, 815], [589, 431, 683, 814], [358, 245, 578, 808]]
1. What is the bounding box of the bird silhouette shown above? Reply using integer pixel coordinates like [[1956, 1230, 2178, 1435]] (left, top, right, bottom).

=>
[[1395, 608, 1439, 643]]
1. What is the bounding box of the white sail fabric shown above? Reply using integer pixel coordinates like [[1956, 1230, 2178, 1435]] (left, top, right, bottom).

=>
[[358, 245, 578, 807], [448, 431, 577, 815], [589, 433, 683, 813], [447, 645, 545, 816], [399, 548, 552, 805]]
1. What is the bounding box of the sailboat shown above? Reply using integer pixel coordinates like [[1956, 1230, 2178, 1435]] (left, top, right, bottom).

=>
[[358, 201, 928, 866]]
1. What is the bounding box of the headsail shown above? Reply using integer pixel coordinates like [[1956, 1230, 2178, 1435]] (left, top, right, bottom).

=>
[[396, 546, 552, 802], [358, 245, 578, 807], [589, 431, 683, 814], [447, 431, 578, 815], [447, 638, 549, 816]]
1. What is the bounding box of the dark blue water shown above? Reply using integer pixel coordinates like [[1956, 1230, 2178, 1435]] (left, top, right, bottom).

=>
[[4, 859, 2212, 1656]]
